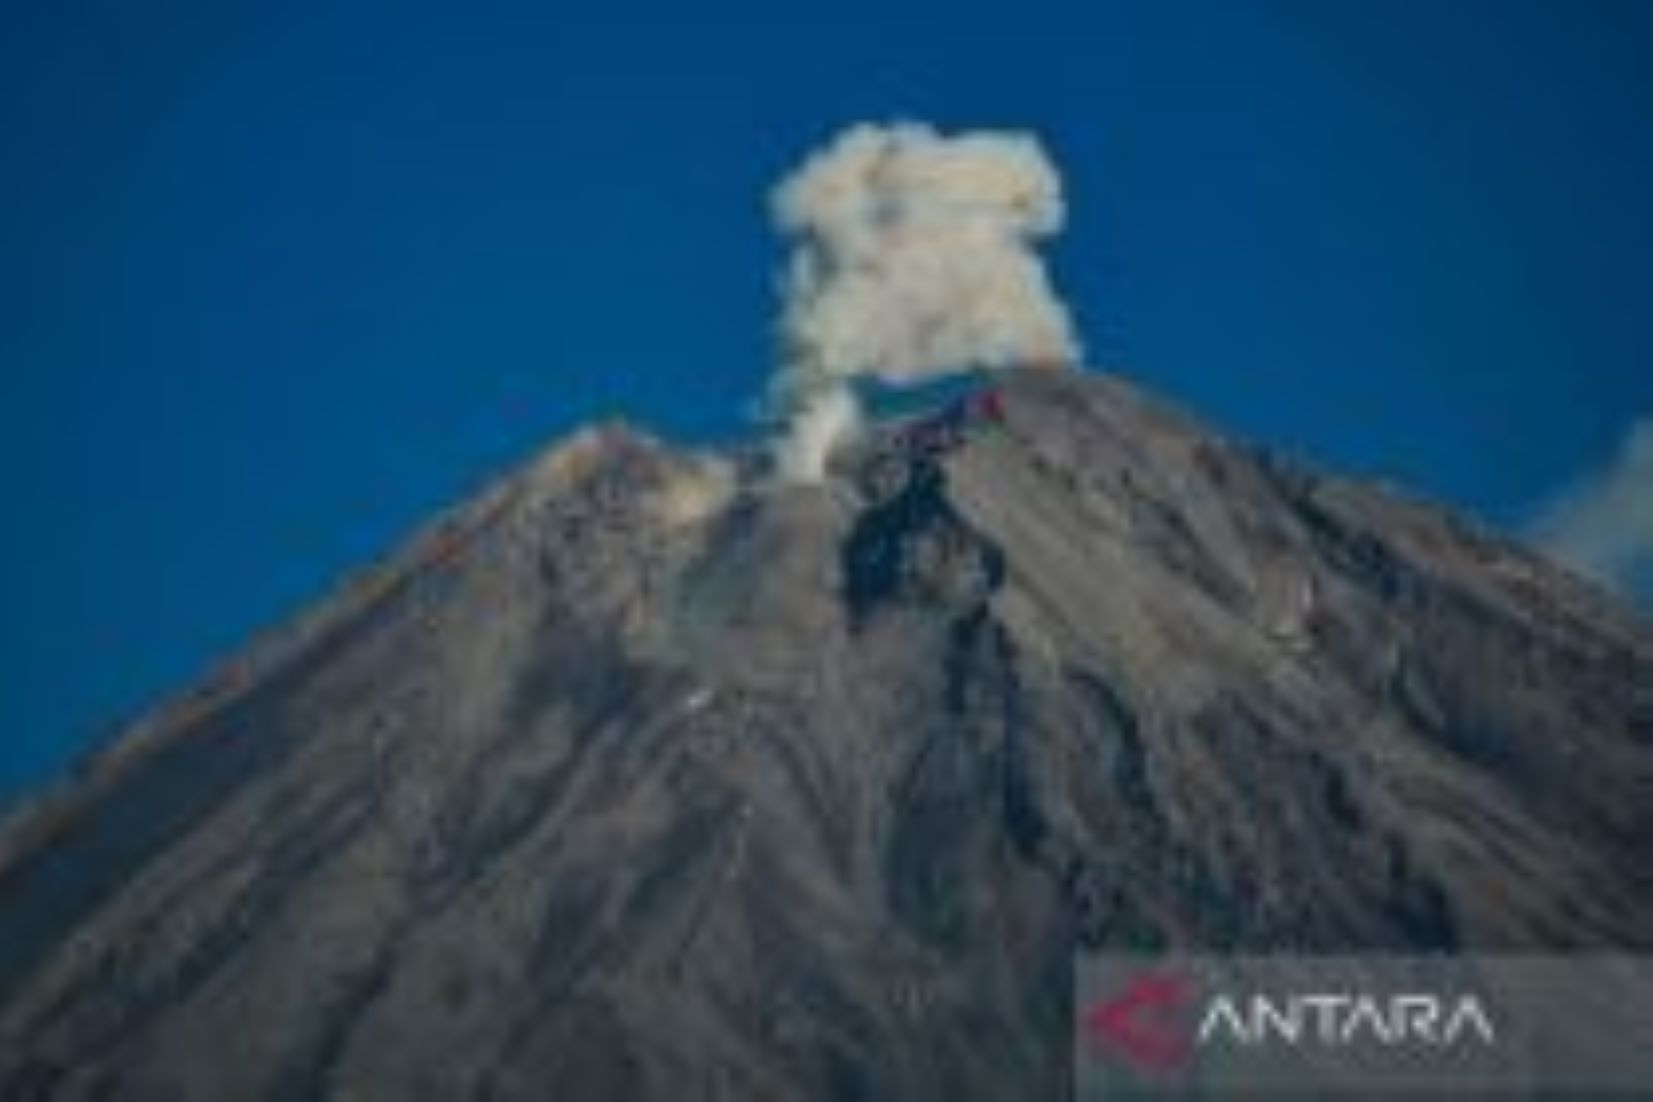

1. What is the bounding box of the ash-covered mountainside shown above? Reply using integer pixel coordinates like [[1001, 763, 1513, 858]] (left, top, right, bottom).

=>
[[2, 370, 1650, 1100]]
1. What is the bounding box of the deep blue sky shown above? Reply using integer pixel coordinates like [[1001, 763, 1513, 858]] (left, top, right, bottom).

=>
[[2, 0, 1650, 798]]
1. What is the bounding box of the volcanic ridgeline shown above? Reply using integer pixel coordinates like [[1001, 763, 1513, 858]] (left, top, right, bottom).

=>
[[1, 369, 1650, 1100]]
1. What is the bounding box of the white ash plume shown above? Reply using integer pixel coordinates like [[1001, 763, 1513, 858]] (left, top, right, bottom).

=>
[[767, 122, 1081, 480]]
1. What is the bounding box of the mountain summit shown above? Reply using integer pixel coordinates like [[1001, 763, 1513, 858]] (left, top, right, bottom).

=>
[[2, 370, 1650, 1099]]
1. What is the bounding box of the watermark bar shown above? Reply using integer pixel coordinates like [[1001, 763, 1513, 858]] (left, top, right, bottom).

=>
[[1076, 955, 1653, 1096]]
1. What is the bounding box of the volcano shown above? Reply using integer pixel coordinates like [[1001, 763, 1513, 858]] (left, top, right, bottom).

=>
[[2, 370, 1649, 1100]]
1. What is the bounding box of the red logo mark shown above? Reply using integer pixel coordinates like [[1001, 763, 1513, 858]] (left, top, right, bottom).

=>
[[1083, 970, 1194, 1074]]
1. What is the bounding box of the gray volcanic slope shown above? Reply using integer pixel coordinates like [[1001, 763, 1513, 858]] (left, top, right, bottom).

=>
[[1, 370, 1650, 1100]]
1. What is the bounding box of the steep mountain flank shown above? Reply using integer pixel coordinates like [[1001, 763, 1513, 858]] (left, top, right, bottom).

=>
[[2, 371, 1649, 1100]]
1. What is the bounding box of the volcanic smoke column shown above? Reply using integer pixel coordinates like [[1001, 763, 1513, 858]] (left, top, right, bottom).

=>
[[768, 122, 1083, 480]]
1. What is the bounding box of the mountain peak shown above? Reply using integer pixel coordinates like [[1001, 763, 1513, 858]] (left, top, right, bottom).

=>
[[2, 371, 1650, 1100]]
